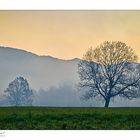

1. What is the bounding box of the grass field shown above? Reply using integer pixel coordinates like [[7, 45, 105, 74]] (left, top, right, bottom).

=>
[[0, 107, 140, 130]]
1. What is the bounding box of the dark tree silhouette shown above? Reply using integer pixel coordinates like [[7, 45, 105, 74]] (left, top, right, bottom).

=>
[[4, 77, 33, 106], [78, 41, 140, 107]]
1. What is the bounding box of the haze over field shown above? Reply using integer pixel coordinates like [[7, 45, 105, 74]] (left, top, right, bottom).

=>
[[0, 47, 140, 107], [0, 47, 103, 106]]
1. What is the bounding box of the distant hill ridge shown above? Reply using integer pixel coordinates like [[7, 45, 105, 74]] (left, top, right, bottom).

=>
[[0, 46, 80, 62]]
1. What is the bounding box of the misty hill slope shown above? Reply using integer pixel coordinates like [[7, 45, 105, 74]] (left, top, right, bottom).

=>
[[0, 47, 80, 92], [0, 47, 102, 107], [0, 47, 140, 107]]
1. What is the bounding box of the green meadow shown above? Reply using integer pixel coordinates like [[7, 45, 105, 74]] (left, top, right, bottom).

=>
[[0, 107, 140, 130]]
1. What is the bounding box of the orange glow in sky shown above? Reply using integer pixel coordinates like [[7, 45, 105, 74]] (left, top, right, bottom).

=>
[[0, 11, 140, 59]]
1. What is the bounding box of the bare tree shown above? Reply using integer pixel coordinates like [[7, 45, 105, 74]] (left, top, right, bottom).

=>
[[4, 77, 33, 106], [78, 41, 140, 107]]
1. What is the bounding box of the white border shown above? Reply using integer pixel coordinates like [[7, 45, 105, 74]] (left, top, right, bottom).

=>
[[0, 0, 140, 10], [0, 130, 139, 140]]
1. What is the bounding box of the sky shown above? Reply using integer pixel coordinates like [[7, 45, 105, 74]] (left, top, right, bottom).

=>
[[0, 11, 140, 60]]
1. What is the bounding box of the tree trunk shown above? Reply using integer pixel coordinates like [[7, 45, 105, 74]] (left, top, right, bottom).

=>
[[104, 98, 110, 108]]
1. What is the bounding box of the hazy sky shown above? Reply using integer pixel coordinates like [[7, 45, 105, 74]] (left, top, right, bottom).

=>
[[0, 11, 140, 59]]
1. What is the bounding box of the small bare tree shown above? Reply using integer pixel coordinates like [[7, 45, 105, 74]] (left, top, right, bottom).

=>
[[78, 41, 140, 107], [4, 77, 33, 106]]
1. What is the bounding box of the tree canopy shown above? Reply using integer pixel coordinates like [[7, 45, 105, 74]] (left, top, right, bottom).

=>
[[78, 41, 140, 107], [4, 77, 33, 106]]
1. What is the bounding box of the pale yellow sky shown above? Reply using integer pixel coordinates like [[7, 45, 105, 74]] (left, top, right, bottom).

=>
[[0, 11, 140, 59]]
